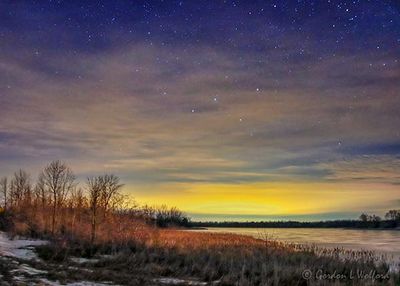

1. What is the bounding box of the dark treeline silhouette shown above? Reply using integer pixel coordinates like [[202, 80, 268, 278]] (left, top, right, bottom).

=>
[[190, 210, 400, 229], [0, 160, 190, 243]]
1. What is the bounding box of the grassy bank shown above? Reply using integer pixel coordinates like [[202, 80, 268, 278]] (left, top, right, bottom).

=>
[[21, 229, 397, 286], [0, 163, 399, 285], [1, 208, 399, 285]]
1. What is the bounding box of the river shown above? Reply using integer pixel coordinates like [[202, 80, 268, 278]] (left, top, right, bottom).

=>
[[194, 227, 400, 259]]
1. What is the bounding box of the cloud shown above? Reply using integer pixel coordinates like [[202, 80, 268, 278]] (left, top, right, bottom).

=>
[[1, 42, 399, 167], [0, 30, 399, 217], [320, 155, 400, 185]]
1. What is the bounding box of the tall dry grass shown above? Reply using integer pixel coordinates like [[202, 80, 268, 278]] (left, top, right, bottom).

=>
[[1, 162, 398, 285], [30, 226, 398, 286]]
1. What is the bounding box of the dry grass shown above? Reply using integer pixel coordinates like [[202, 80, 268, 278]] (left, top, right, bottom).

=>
[[30, 227, 398, 286], [147, 229, 284, 249], [3, 209, 399, 285]]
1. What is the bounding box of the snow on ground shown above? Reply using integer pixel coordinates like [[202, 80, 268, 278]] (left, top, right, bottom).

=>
[[39, 278, 118, 286], [70, 257, 100, 264], [154, 278, 209, 285], [0, 231, 119, 285], [11, 263, 48, 275], [0, 231, 47, 260], [0, 232, 210, 285]]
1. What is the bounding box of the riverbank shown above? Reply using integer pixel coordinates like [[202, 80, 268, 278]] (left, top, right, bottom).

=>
[[1, 229, 399, 285], [187, 227, 400, 266]]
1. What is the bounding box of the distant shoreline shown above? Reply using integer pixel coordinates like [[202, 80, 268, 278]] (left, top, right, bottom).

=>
[[189, 220, 400, 230], [192, 226, 400, 230]]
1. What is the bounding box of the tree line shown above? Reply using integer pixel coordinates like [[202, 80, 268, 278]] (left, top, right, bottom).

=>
[[190, 210, 400, 229], [0, 161, 190, 243]]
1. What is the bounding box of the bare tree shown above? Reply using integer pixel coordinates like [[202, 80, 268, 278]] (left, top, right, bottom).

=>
[[0, 177, 8, 211], [9, 170, 31, 209], [385, 210, 400, 221], [87, 176, 103, 244], [69, 187, 86, 233], [40, 160, 75, 235], [34, 175, 48, 211], [33, 174, 52, 231], [100, 174, 124, 217], [87, 174, 123, 244], [359, 213, 368, 222]]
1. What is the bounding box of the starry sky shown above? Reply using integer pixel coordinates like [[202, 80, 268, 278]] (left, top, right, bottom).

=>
[[1, 1, 399, 221]]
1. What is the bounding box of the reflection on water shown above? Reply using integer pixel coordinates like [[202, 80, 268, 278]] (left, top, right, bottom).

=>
[[195, 227, 400, 258]]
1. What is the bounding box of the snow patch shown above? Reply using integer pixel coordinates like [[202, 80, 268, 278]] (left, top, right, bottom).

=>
[[40, 278, 118, 285], [68, 265, 94, 273], [11, 263, 48, 275], [0, 232, 118, 285], [0, 231, 47, 260], [154, 278, 208, 285], [70, 257, 100, 264]]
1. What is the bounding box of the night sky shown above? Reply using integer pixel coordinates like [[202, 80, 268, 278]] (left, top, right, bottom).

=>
[[1, 1, 399, 221]]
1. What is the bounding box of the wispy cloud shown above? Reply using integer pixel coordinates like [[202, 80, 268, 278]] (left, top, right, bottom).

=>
[[0, 0, 399, 216]]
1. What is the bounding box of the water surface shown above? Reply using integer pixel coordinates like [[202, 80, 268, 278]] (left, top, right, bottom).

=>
[[194, 227, 400, 258]]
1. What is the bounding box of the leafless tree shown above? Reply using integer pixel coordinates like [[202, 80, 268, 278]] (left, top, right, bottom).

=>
[[87, 176, 103, 244], [100, 174, 124, 217], [154, 205, 189, 227], [69, 187, 86, 232], [34, 175, 48, 211], [87, 174, 123, 244], [385, 210, 400, 221], [0, 177, 8, 211], [40, 160, 76, 235], [9, 170, 31, 209], [359, 213, 368, 222], [34, 175, 52, 231]]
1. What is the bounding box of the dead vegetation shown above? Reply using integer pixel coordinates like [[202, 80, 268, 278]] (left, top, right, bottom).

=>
[[0, 161, 399, 285]]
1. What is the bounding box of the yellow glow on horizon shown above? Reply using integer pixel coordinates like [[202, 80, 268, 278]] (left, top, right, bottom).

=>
[[131, 181, 398, 215]]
